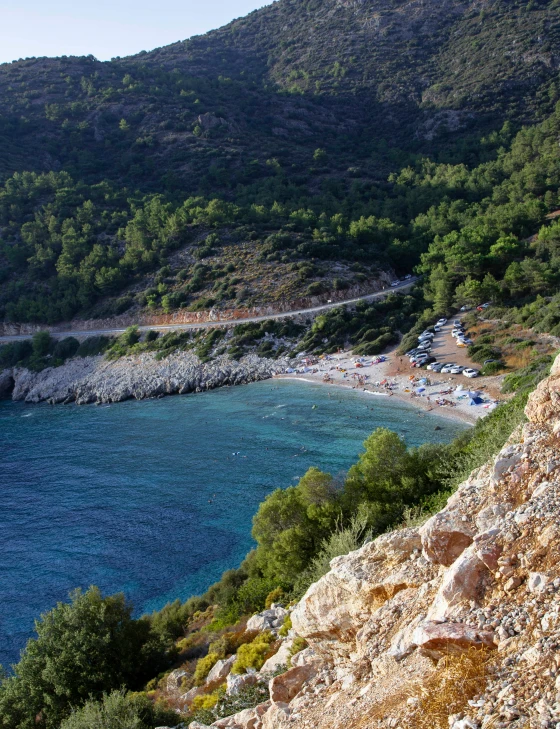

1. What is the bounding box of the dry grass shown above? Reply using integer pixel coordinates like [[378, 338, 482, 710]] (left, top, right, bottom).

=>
[[403, 648, 493, 729]]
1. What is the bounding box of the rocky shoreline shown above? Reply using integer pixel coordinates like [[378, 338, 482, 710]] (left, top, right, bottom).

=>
[[0, 352, 291, 405]]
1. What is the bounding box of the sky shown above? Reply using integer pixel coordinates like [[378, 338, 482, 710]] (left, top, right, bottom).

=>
[[0, 0, 274, 65]]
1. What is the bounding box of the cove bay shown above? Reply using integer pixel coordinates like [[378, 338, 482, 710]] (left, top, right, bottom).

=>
[[0, 380, 465, 667]]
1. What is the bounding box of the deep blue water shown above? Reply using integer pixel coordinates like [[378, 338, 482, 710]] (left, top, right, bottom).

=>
[[0, 380, 466, 667]]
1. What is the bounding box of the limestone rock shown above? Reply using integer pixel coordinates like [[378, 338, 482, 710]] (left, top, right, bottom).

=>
[[261, 702, 291, 729], [413, 621, 497, 659], [246, 605, 287, 633], [226, 671, 259, 695], [0, 369, 14, 399], [206, 654, 236, 684], [420, 501, 475, 566], [260, 640, 293, 674], [525, 368, 560, 425], [269, 664, 317, 703], [428, 545, 489, 620], [166, 668, 188, 692]]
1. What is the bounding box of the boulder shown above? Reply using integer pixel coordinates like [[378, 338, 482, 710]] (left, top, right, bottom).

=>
[[181, 686, 204, 704], [292, 528, 429, 647], [428, 545, 489, 621], [206, 654, 236, 684], [268, 664, 317, 703], [261, 702, 291, 729], [166, 668, 188, 692], [413, 621, 497, 659], [260, 640, 293, 674], [226, 671, 259, 695], [246, 606, 287, 633], [420, 505, 474, 566], [528, 572, 550, 593]]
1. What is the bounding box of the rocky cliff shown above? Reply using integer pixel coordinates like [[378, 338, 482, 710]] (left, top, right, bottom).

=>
[[0, 352, 289, 405], [186, 354, 560, 729]]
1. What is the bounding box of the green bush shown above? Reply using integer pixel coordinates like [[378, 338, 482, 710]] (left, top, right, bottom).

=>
[[59, 690, 178, 729], [231, 632, 274, 674], [76, 336, 111, 357], [52, 337, 80, 361], [0, 587, 168, 729], [193, 652, 220, 686]]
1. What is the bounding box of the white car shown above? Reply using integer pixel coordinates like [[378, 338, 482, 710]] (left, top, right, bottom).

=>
[[449, 365, 464, 374], [441, 363, 457, 373], [411, 353, 429, 363], [433, 325, 442, 333], [418, 343, 432, 351], [451, 329, 463, 338], [404, 274, 412, 280], [418, 332, 434, 341], [436, 318, 448, 326], [390, 280, 400, 287], [463, 368, 480, 378]]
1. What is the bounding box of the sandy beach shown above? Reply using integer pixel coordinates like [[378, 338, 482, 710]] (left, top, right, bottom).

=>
[[275, 326, 505, 426]]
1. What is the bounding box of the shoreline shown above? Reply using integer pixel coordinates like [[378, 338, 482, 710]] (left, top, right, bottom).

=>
[[274, 348, 503, 426]]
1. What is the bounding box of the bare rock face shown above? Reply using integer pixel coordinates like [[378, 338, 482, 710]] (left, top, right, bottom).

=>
[[525, 358, 560, 424], [428, 544, 489, 621], [9, 352, 290, 405], [0, 369, 14, 398], [291, 527, 430, 653]]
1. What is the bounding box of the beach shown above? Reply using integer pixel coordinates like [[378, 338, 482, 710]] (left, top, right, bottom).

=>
[[276, 346, 505, 426]]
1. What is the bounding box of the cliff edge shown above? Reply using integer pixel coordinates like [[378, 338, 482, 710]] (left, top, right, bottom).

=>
[[189, 354, 560, 729]]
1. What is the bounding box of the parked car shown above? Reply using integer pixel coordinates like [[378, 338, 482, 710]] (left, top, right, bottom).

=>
[[451, 329, 464, 338], [459, 305, 471, 312], [429, 363, 444, 372], [433, 325, 442, 332], [391, 280, 401, 287], [406, 348, 423, 356], [449, 365, 464, 374], [418, 342, 432, 351], [463, 368, 480, 378], [453, 320, 462, 326], [411, 354, 429, 364], [441, 363, 457, 373], [404, 274, 412, 279], [418, 332, 434, 340], [484, 359, 499, 365], [436, 318, 448, 326], [413, 356, 436, 368]]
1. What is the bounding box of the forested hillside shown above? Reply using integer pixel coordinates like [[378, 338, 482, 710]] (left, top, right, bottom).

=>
[[0, 0, 559, 326]]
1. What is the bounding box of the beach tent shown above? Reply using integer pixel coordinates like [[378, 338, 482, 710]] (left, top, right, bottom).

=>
[[416, 387, 426, 393], [469, 396, 484, 405], [467, 391, 481, 398]]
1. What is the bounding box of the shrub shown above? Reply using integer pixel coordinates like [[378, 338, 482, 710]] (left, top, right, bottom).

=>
[[76, 336, 111, 357], [265, 587, 285, 609], [193, 652, 220, 686], [59, 689, 178, 729], [231, 632, 274, 674], [52, 337, 80, 361], [0, 587, 168, 729]]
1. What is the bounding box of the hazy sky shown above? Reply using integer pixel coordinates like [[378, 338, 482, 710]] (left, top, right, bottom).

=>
[[0, 1, 274, 64]]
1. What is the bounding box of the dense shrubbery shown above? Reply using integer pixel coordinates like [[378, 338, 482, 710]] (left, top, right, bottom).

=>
[[0, 588, 169, 729]]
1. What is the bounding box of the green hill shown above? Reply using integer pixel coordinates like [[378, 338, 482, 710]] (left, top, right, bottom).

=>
[[0, 0, 559, 324]]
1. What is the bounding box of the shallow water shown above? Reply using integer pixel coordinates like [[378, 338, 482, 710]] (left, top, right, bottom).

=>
[[0, 380, 465, 666]]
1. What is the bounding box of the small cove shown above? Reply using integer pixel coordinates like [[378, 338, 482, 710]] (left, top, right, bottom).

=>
[[0, 379, 466, 667]]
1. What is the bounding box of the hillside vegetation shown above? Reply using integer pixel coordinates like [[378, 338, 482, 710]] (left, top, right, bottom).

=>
[[1, 0, 560, 325]]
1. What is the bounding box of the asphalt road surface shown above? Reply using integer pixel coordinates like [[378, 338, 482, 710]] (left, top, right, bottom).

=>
[[0, 278, 417, 343]]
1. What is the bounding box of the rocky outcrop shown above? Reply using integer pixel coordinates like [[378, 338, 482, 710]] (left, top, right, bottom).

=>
[[0, 369, 14, 398], [200, 353, 560, 729], [7, 352, 289, 405]]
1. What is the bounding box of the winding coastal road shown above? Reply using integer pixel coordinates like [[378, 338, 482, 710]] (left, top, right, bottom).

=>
[[0, 278, 417, 342]]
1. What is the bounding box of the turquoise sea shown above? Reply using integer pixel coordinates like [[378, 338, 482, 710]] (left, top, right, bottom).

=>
[[0, 380, 466, 667]]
